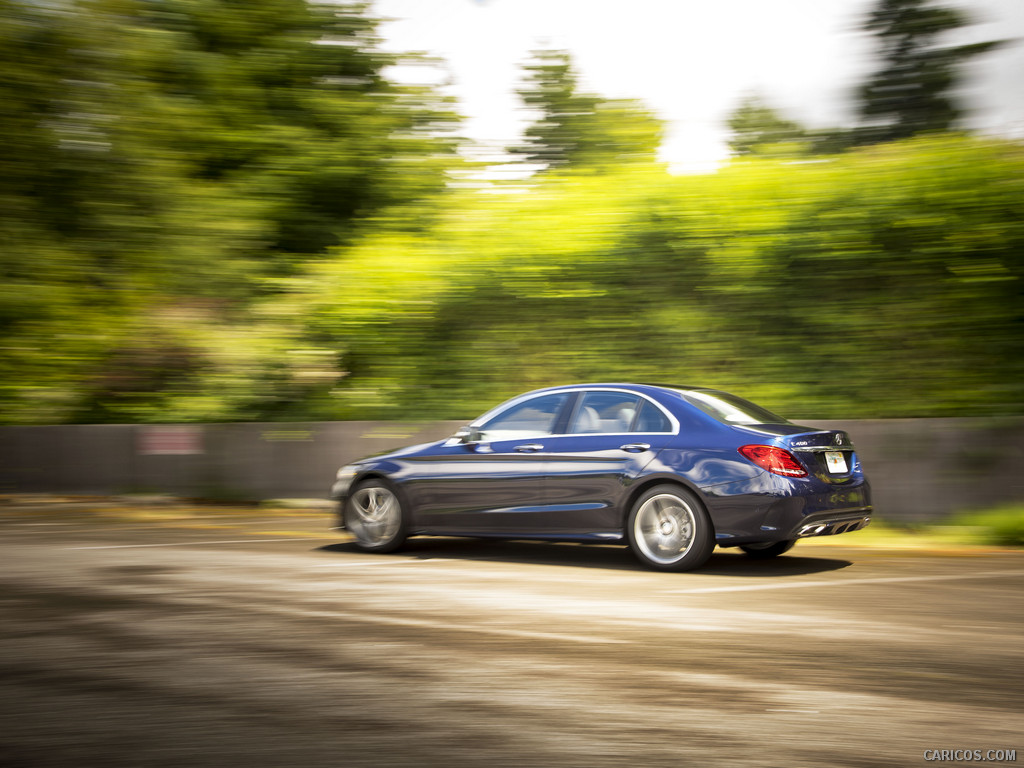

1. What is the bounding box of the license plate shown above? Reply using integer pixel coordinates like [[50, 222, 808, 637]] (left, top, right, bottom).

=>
[[825, 451, 848, 473]]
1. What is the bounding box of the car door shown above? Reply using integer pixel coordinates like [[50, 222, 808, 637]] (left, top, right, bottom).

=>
[[537, 391, 678, 536], [406, 391, 573, 534]]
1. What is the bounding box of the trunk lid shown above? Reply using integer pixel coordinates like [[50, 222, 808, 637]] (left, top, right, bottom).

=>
[[734, 423, 859, 481], [781, 427, 857, 481]]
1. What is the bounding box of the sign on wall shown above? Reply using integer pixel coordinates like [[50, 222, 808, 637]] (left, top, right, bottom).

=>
[[137, 426, 204, 455]]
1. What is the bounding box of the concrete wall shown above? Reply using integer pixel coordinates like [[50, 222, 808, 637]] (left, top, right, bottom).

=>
[[2, 418, 1022, 522], [0, 421, 461, 502], [802, 419, 1024, 522]]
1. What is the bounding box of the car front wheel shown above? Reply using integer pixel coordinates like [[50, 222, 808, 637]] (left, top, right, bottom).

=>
[[344, 480, 408, 553], [626, 485, 714, 572]]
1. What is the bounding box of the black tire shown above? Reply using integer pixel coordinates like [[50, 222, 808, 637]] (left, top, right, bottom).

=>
[[343, 479, 408, 553], [626, 484, 715, 572], [739, 540, 796, 559]]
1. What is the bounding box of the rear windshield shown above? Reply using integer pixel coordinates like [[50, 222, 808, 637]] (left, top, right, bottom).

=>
[[680, 390, 790, 426]]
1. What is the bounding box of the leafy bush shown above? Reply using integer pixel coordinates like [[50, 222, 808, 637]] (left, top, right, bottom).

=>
[[947, 506, 1024, 547], [299, 135, 1024, 421]]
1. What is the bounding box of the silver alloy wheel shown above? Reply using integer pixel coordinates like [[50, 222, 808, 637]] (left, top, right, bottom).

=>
[[348, 485, 402, 548], [633, 492, 697, 565]]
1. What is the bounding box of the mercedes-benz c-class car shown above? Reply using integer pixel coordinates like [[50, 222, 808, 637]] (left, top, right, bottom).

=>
[[330, 383, 872, 571]]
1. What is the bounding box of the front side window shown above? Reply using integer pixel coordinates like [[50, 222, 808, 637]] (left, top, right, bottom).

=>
[[479, 393, 569, 440], [570, 392, 642, 434]]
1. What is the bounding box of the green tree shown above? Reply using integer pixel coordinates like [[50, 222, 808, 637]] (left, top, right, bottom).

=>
[[856, 0, 1000, 143], [511, 49, 661, 171], [726, 94, 807, 156], [126, 0, 461, 258], [0, 0, 461, 424]]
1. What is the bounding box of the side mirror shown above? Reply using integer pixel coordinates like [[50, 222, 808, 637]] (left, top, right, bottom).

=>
[[454, 425, 482, 445]]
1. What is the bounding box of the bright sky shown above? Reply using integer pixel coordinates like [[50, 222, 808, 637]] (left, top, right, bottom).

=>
[[372, 0, 1024, 173]]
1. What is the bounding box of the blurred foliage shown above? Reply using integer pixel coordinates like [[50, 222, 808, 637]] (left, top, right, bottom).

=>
[[727, 0, 1002, 156], [856, 0, 1002, 144], [0, 0, 460, 423], [510, 48, 662, 172], [727, 94, 808, 157], [1, 3, 1022, 425], [299, 135, 1024, 421], [944, 505, 1024, 547]]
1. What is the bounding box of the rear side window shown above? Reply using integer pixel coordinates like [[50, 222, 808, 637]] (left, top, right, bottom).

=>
[[681, 390, 789, 425], [633, 399, 672, 433], [570, 392, 641, 434]]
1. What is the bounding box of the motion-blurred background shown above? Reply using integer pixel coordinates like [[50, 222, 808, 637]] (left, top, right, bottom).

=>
[[2, 0, 1022, 425]]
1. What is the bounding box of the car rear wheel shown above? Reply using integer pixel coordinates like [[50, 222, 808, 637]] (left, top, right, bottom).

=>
[[626, 485, 714, 572], [345, 480, 408, 553], [739, 540, 796, 559]]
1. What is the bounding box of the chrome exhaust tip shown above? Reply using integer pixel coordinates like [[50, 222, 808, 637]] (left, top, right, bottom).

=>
[[797, 516, 870, 538]]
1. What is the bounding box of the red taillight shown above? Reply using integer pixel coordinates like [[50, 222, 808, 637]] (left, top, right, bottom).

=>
[[738, 445, 808, 477]]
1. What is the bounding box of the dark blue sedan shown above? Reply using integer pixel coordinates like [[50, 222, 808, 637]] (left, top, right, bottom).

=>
[[330, 384, 872, 571]]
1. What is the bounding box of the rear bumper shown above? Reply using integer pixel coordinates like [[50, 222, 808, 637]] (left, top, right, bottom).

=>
[[706, 472, 873, 546]]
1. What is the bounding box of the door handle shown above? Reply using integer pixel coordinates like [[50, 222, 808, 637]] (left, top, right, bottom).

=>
[[620, 443, 650, 453], [514, 443, 544, 453]]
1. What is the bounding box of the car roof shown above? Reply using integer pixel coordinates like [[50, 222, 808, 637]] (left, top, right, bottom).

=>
[[527, 383, 715, 397]]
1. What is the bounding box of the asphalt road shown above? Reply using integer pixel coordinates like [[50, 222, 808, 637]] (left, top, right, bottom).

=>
[[1, 500, 1021, 768]]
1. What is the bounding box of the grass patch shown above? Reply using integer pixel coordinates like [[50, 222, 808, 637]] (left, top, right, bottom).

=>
[[801, 510, 1024, 550], [801, 519, 958, 550], [943, 505, 1024, 547]]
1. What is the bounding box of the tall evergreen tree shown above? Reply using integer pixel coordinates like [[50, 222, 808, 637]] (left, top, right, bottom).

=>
[[511, 49, 661, 171], [857, 0, 1000, 143]]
